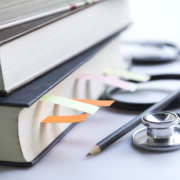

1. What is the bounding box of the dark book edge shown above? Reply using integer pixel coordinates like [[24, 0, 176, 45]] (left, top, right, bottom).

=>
[[0, 123, 77, 167]]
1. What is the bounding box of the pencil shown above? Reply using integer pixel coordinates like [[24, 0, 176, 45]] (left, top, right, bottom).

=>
[[86, 87, 180, 157]]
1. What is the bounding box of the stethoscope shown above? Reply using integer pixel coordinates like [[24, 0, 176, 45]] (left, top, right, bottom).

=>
[[102, 41, 180, 151], [122, 41, 180, 64], [101, 74, 180, 111], [132, 111, 180, 151]]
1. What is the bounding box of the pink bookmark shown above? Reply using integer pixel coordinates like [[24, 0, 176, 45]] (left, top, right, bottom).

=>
[[77, 74, 137, 92]]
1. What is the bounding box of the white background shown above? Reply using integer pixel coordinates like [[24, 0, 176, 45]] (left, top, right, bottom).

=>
[[1, 0, 180, 179]]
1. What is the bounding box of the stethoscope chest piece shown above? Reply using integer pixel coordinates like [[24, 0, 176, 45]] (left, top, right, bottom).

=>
[[132, 111, 180, 151]]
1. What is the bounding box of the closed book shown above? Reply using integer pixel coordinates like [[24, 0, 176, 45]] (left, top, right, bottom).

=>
[[0, 0, 94, 29], [0, 33, 127, 167], [0, 0, 130, 95]]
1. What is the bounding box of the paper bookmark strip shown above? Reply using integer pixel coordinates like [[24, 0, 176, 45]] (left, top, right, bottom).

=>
[[42, 113, 89, 123], [39, 95, 99, 114], [71, 99, 114, 106], [77, 74, 137, 92], [41, 99, 114, 123], [104, 68, 150, 82]]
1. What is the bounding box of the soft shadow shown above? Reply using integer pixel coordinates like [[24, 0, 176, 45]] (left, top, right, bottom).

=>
[[130, 142, 179, 155], [103, 106, 139, 116], [0, 165, 32, 173]]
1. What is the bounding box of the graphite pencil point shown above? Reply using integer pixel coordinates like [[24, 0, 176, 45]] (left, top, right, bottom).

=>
[[86, 153, 91, 157]]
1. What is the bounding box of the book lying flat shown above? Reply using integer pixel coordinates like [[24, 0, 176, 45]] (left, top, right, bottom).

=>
[[0, 32, 127, 167], [0, 0, 130, 95], [0, 0, 86, 29]]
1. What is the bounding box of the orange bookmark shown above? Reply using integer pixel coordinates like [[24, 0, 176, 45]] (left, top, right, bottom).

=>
[[71, 99, 114, 106], [41, 99, 114, 123], [42, 113, 89, 123]]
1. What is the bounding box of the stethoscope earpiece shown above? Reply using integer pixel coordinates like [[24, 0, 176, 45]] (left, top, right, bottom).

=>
[[132, 111, 180, 151]]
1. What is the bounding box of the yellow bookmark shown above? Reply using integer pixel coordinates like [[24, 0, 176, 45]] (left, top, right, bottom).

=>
[[104, 68, 150, 82], [39, 95, 99, 115]]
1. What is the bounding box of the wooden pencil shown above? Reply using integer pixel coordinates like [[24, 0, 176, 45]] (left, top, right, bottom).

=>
[[86, 87, 180, 156]]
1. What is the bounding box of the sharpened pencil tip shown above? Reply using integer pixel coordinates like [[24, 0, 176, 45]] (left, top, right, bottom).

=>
[[86, 153, 91, 157]]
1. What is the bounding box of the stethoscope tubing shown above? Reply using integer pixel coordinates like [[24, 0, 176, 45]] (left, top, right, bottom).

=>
[[101, 74, 180, 111], [123, 41, 180, 64]]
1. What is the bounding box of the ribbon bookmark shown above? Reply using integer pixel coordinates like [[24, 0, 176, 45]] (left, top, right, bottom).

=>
[[77, 74, 137, 92], [104, 68, 150, 82], [42, 113, 89, 123], [39, 95, 99, 114]]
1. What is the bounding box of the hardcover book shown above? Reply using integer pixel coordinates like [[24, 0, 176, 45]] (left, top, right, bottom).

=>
[[0, 0, 130, 95], [0, 33, 127, 167]]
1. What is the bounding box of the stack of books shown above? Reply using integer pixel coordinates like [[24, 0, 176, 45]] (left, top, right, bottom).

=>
[[0, 0, 130, 166]]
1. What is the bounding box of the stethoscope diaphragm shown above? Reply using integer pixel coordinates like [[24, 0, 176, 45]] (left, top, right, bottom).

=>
[[132, 111, 180, 151]]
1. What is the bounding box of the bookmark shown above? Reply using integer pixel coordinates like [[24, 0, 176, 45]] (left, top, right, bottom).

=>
[[71, 99, 114, 106], [41, 99, 114, 123], [42, 113, 89, 123], [77, 74, 137, 92], [104, 68, 150, 82], [39, 95, 99, 114]]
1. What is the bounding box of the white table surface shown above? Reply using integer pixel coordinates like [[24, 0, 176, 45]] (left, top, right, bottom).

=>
[[2, 0, 180, 179]]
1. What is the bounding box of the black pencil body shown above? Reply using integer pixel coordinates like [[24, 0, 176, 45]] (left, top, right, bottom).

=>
[[97, 88, 180, 152]]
